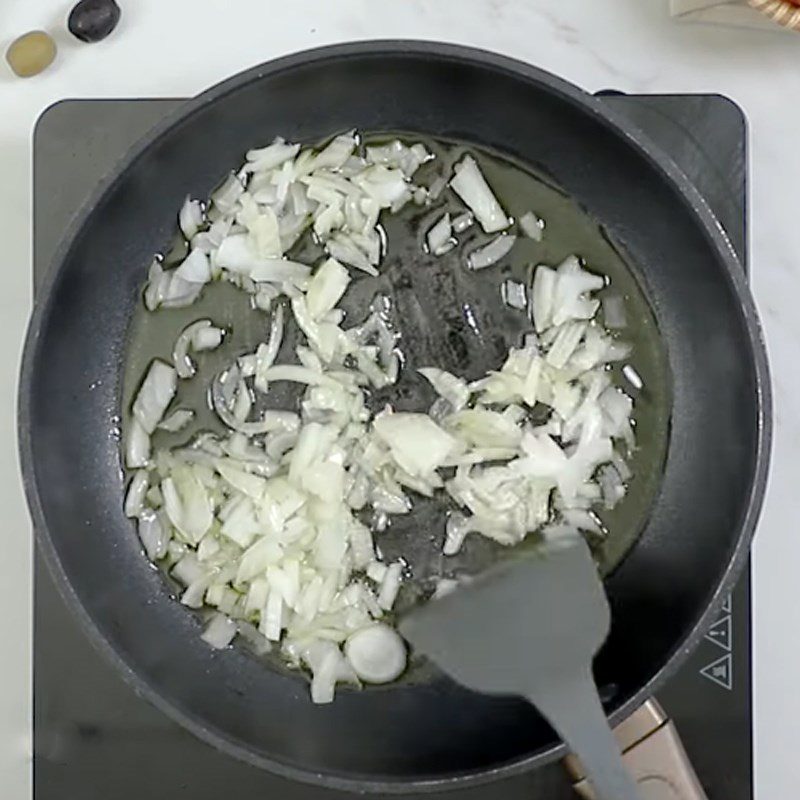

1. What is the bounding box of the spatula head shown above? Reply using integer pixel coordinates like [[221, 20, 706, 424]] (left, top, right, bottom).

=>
[[400, 536, 610, 698]]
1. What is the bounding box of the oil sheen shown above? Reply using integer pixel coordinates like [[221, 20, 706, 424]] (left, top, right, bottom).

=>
[[122, 132, 671, 615]]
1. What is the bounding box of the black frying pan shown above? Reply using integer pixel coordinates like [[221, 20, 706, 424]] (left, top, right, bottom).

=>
[[18, 42, 770, 793]]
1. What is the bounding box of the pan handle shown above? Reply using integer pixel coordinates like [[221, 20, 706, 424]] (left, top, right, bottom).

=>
[[564, 700, 709, 800]]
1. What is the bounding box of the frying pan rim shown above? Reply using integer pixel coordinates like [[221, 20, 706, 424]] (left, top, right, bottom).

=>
[[18, 40, 772, 793]]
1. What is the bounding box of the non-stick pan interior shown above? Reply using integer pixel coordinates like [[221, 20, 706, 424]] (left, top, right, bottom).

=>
[[21, 44, 767, 790]]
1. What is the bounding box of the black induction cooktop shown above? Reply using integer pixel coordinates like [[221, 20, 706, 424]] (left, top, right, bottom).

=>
[[32, 93, 752, 800]]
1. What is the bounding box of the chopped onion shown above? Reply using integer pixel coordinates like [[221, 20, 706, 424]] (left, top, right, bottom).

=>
[[144, 259, 203, 311], [211, 367, 299, 435], [254, 304, 285, 394], [546, 322, 587, 369], [551, 256, 603, 327], [158, 408, 195, 432], [245, 138, 301, 172], [175, 248, 211, 284], [132, 360, 176, 434], [306, 258, 350, 320], [128, 132, 638, 705], [124, 470, 149, 518], [444, 512, 472, 556], [519, 210, 544, 241], [450, 155, 510, 233], [138, 510, 168, 561], [365, 139, 429, 177], [468, 233, 517, 271], [162, 468, 213, 545], [502, 279, 527, 310], [452, 211, 474, 233], [218, 235, 310, 283], [426, 213, 452, 255], [179, 197, 204, 240], [377, 562, 403, 611], [345, 623, 407, 683], [531, 265, 557, 332], [601, 293, 627, 329], [193, 325, 225, 352], [373, 412, 459, 477], [173, 320, 223, 379], [622, 364, 644, 391], [211, 173, 245, 214], [201, 613, 238, 649], [126, 419, 150, 468], [418, 367, 470, 412], [326, 234, 379, 276]]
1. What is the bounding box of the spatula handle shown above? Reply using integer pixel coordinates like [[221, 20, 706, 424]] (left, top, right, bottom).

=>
[[528, 667, 642, 800]]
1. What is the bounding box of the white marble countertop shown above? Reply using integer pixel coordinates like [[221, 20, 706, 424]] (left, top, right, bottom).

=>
[[1, 1, 798, 797]]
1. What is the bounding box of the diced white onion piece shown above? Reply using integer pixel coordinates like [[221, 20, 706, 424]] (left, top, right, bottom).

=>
[[446, 408, 523, 450], [237, 620, 272, 655], [132, 360, 176, 435], [426, 213, 452, 255], [377, 562, 403, 611], [306, 258, 350, 321], [193, 325, 225, 352], [211, 368, 299, 435], [468, 234, 517, 271], [546, 322, 587, 369], [158, 408, 194, 432], [531, 265, 557, 332], [305, 641, 358, 704], [601, 293, 627, 329], [345, 624, 407, 683], [254, 304, 285, 394], [622, 364, 644, 391], [373, 412, 459, 477], [366, 561, 388, 584], [126, 418, 150, 468], [201, 613, 238, 649], [245, 138, 301, 172], [216, 234, 287, 279], [450, 155, 510, 233], [551, 256, 603, 327], [502, 279, 527, 310], [172, 552, 204, 586], [124, 470, 149, 518], [418, 367, 470, 412], [452, 211, 474, 233], [519, 210, 544, 241], [175, 248, 211, 284], [366, 139, 429, 177], [312, 132, 357, 171], [179, 197, 204, 240], [444, 512, 472, 555], [173, 320, 214, 379], [210, 173, 245, 214], [138, 510, 168, 561], [249, 256, 311, 286], [261, 588, 284, 641], [326, 234, 379, 276], [162, 469, 213, 545]]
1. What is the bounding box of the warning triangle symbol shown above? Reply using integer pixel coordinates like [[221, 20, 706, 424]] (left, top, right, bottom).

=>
[[700, 653, 733, 690], [705, 615, 732, 652]]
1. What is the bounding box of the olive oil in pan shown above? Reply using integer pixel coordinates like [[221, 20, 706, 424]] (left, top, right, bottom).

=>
[[122, 133, 670, 618]]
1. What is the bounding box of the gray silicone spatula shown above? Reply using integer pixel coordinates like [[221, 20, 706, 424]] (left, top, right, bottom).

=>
[[400, 536, 642, 800]]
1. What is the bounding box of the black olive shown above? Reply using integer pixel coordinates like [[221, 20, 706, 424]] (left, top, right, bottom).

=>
[[68, 0, 121, 44]]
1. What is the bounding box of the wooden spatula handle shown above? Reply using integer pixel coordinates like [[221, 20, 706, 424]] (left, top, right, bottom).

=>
[[567, 700, 708, 800]]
